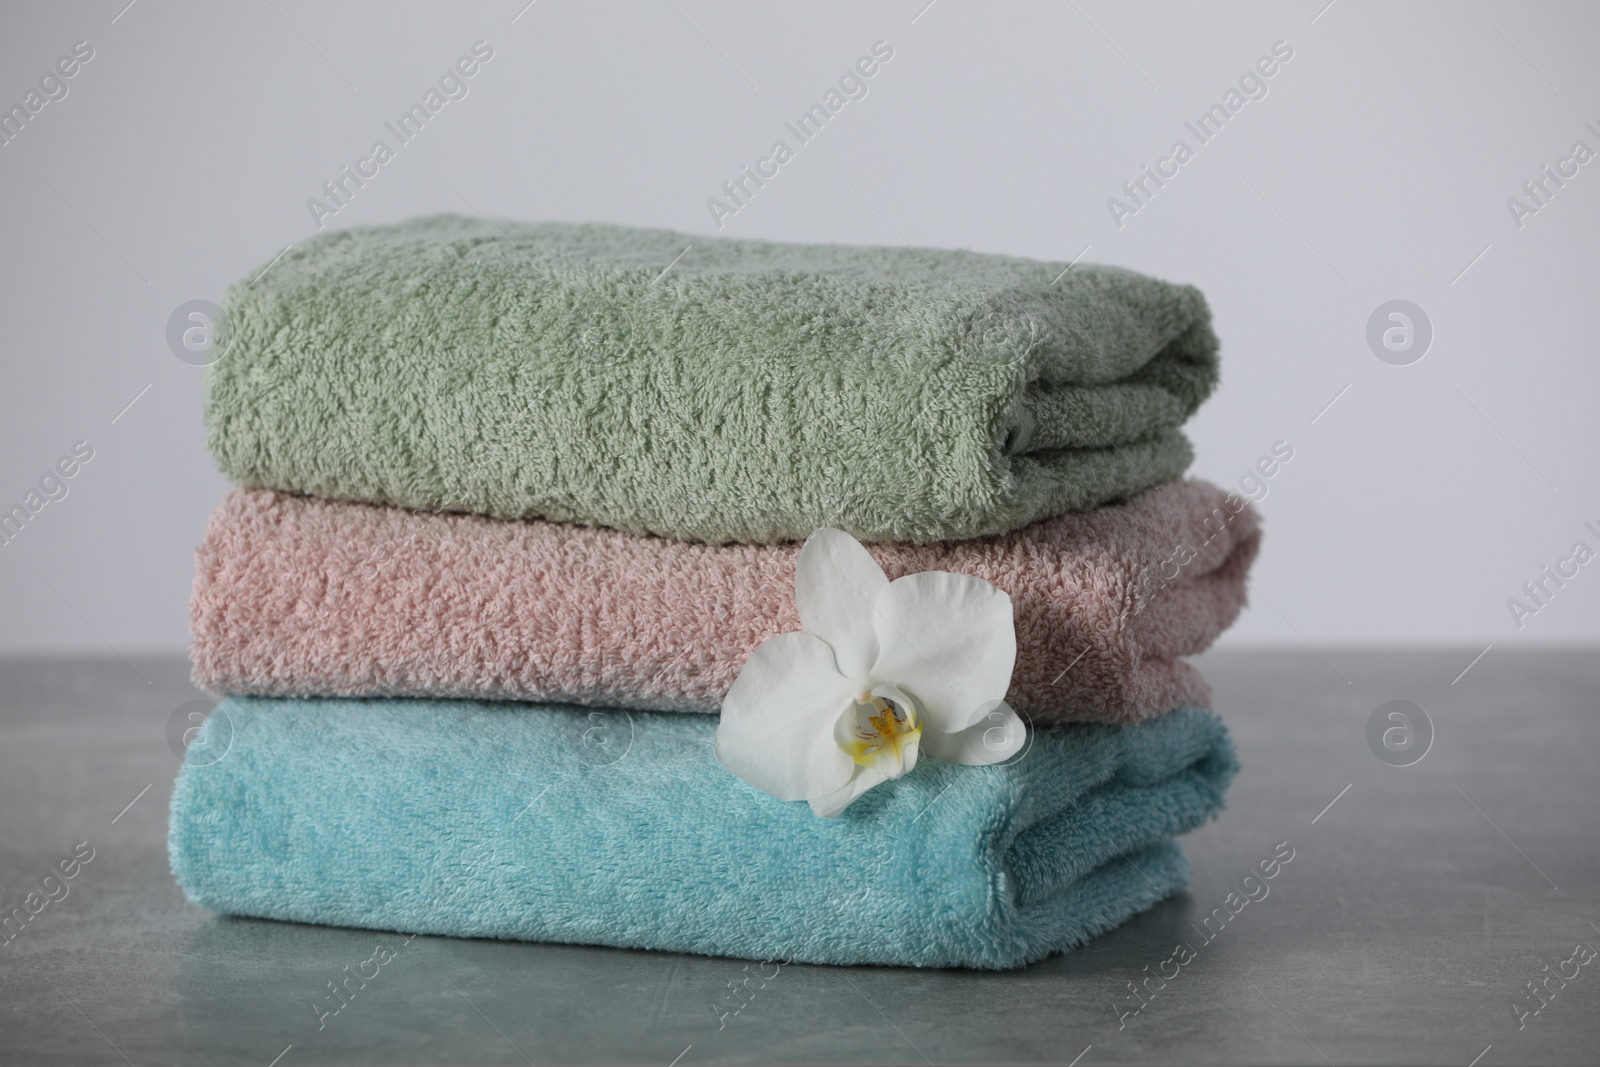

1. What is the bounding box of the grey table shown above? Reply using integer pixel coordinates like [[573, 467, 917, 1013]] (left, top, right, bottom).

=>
[[1, 650, 1595, 1066]]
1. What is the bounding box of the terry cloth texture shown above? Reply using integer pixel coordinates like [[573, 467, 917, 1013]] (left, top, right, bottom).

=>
[[205, 215, 1220, 544], [169, 698, 1236, 969], [191, 480, 1260, 724]]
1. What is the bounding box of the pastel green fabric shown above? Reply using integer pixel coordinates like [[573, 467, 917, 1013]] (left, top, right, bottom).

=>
[[206, 216, 1219, 544], [169, 699, 1236, 969]]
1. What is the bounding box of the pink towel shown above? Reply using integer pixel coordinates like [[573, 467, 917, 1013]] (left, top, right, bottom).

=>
[[190, 482, 1259, 724]]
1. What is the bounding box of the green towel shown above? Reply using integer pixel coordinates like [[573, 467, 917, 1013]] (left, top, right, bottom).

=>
[[207, 216, 1218, 543]]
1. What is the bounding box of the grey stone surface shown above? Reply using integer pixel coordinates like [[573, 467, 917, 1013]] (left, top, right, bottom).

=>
[[0, 649, 1596, 1065]]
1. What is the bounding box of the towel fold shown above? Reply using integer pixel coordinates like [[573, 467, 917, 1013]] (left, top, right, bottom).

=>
[[206, 216, 1219, 544], [190, 480, 1259, 724], [168, 698, 1235, 969]]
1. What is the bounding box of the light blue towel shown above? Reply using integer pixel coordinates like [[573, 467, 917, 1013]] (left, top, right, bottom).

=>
[[168, 698, 1235, 969]]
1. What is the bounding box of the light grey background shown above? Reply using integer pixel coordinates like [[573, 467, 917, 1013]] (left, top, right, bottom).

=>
[[1, 0, 1596, 655]]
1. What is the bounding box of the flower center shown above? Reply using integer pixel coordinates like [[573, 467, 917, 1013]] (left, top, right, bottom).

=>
[[836, 689, 922, 775]]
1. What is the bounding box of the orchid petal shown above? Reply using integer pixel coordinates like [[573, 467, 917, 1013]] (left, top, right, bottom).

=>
[[715, 632, 857, 802], [794, 528, 888, 682], [868, 570, 1017, 732], [918, 701, 1026, 765], [809, 765, 892, 818]]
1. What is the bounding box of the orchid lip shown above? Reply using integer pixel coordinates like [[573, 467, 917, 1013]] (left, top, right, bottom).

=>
[[835, 685, 922, 775]]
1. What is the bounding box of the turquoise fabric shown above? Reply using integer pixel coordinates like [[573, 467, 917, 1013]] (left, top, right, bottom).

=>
[[169, 698, 1235, 969], [205, 216, 1219, 544]]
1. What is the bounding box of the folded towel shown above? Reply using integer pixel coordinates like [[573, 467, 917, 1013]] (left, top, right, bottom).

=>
[[169, 698, 1235, 968], [190, 480, 1259, 724], [206, 216, 1219, 544]]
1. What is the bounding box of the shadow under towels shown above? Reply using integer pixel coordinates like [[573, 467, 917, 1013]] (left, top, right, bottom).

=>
[[169, 698, 1235, 969]]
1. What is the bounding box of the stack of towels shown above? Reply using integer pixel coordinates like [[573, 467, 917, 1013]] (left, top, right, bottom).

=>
[[170, 217, 1259, 970]]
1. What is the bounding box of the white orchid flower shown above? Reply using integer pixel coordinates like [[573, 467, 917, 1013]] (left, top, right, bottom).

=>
[[715, 528, 1026, 817]]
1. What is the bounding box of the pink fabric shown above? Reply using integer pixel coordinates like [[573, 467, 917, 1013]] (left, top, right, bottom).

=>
[[190, 481, 1259, 724]]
